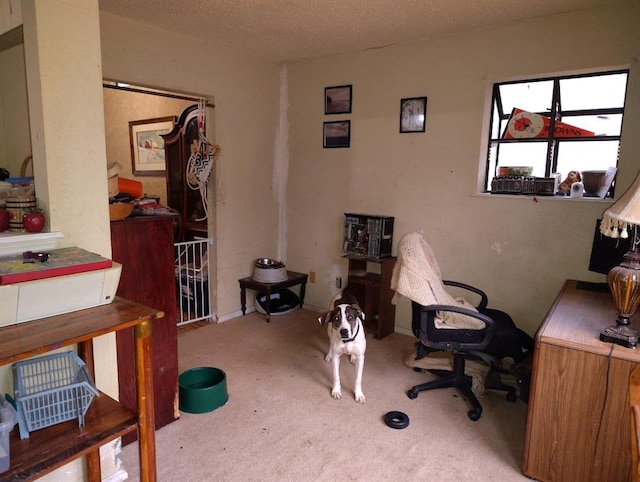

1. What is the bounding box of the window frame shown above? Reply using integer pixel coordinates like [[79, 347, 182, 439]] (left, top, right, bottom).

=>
[[483, 68, 630, 196]]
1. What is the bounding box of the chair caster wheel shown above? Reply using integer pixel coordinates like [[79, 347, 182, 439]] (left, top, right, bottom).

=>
[[407, 389, 418, 400], [467, 409, 482, 421], [506, 391, 517, 402]]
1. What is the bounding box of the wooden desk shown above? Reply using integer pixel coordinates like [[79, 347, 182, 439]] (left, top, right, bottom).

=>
[[523, 280, 640, 481], [238, 271, 308, 321], [0, 298, 161, 482]]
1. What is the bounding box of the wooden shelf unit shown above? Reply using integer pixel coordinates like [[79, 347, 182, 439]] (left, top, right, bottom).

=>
[[345, 256, 396, 339], [523, 279, 640, 481], [0, 298, 161, 482]]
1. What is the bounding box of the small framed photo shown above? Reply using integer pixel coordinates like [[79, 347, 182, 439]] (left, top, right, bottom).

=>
[[323, 120, 351, 148], [400, 97, 427, 133], [325, 85, 352, 115], [129, 116, 176, 176]]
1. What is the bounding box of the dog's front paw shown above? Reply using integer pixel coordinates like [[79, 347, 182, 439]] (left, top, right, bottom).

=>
[[331, 388, 342, 400], [354, 391, 365, 404], [324, 353, 331, 362]]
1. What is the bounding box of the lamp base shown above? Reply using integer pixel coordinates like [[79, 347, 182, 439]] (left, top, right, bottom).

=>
[[600, 324, 639, 349]]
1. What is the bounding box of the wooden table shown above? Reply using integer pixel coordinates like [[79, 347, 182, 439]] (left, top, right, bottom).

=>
[[238, 271, 308, 321], [0, 298, 161, 482], [523, 280, 640, 481]]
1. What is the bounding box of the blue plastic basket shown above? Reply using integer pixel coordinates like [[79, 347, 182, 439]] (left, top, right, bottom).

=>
[[12, 351, 99, 439]]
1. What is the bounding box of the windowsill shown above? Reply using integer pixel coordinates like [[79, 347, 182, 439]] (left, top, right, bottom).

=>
[[0, 231, 63, 257], [472, 193, 615, 203]]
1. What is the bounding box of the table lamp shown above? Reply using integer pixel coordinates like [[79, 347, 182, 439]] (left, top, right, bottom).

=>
[[599, 171, 640, 348]]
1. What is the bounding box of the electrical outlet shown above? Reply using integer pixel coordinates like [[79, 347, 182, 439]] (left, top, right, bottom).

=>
[[309, 271, 316, 283]]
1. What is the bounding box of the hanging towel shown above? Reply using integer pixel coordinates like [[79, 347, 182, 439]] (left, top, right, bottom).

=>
[[390, 231, 485, 330]]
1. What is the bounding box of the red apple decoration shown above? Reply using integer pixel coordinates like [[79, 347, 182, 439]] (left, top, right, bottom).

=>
[[23, 210, 45, 233]]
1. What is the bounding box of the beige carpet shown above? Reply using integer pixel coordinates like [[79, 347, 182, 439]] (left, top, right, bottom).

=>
[[123, 309, 530, 481]]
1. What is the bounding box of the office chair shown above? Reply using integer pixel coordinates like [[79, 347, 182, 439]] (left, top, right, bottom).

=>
[[391, 232, 524, 421], [407, 282, 517, 421]]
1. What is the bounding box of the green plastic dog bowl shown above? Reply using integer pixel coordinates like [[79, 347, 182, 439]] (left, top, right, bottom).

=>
[[179, 367, 228, 414]]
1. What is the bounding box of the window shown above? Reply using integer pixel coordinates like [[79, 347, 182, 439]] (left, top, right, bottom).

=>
[[484, 69, 629, 197]]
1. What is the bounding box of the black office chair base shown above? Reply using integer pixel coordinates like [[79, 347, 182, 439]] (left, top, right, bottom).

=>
[[407, 354, 483, 421], [485, 368, 517, 402]]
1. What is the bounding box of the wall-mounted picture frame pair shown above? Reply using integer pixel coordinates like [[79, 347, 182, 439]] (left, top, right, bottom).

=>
[[323, 84, 352, 148]]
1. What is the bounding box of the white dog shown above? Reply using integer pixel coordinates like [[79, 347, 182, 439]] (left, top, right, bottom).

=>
[[318, 291, 366, 403]]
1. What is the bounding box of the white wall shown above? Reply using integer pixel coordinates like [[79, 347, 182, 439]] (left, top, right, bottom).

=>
[[0, 0, 22, 33], [0, 42, 31, 176], [18, 0, 116, 479], [286, 3, 640, 336]]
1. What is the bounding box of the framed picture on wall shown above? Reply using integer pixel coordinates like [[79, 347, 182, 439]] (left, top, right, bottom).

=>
[[325, 85, 352, 115], [400, 97, 427, 133], [129, 116, 176, 176], [323, 120, 351, 148]]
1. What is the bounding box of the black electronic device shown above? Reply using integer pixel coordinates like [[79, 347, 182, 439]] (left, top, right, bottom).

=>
[[343, 213, 394, 260], [588, 218, 632, 275]]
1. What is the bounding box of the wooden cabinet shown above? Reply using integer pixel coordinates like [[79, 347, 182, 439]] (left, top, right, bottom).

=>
[[346, 256, 396, 339], [162, 104, 207, 241], [523, 280, 640, 481], [111, 215, 179, 441], [0, 298, 160, 481]]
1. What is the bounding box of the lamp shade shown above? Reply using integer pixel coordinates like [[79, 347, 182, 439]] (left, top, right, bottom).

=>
[[600, 171, 640, 239]]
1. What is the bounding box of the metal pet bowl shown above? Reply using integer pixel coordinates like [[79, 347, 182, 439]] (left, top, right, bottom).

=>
[[254, 258, 285, 269], [179, 367, 228, 414]]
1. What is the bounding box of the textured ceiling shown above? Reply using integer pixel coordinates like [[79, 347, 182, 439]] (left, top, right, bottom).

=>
[[99, 0, 630, 63]]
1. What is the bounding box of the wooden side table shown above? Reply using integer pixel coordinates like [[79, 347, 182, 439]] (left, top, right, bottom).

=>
[[0, 298, 161, 482], [345, 256, 396, 339], [238, 271, 308, 321]]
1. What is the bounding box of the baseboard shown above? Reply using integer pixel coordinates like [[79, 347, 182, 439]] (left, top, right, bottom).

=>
[[394, 326, 412, 337], [103, 468, 129, 482], [302, 303, 323, 313], [217, 308, 252, 323]]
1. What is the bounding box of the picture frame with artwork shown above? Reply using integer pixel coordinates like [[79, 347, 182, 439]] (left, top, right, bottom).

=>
[[129, 116, 176, 176], [400, 97, 427, 133], [325, 85, 352, 115], [323, 120, 351, 148]]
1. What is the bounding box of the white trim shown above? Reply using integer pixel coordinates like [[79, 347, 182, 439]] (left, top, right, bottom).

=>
[[102, 79, 211, 105], [217, 308, 251, 323], [102, 469, 129, 482], [394, 326, 413, 337], [481, 64, 631, 87], [471, 192, 614, 203], [0, 230, 63, 256]]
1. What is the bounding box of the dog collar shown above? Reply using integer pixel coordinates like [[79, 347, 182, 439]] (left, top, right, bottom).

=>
[[341, 323, 360, 343]]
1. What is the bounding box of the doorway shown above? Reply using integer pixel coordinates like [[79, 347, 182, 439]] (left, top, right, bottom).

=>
[[102, 80, 217, 321]]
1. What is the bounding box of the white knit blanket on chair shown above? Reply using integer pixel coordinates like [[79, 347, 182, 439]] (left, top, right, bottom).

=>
[[390, 232, 485, 330]]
